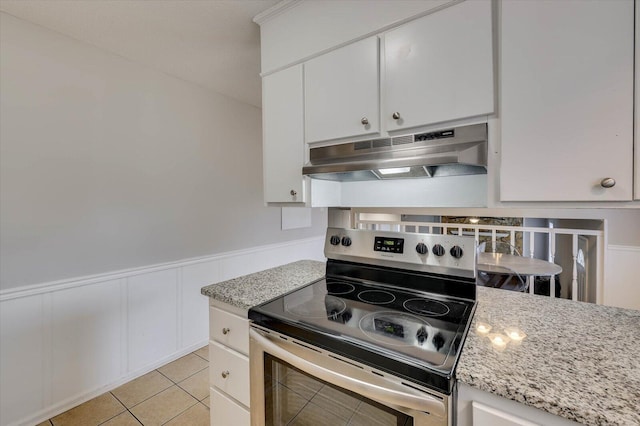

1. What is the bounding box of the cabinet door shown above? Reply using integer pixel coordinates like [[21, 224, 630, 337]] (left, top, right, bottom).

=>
[[383, 0, 494, 132], [500, 0, 633, 201], [263, 65, 306, 203], [305, 37, 379, 143], [211, 387, 249, 426]]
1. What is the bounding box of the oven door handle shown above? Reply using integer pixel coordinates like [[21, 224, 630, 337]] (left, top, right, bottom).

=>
[[250, 328, 446, 418]]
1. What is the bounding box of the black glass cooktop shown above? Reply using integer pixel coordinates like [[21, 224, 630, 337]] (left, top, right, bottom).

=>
[[249, 262, 476, 394]]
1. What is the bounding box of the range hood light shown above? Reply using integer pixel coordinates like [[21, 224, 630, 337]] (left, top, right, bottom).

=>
[[377, 167, 411, 175]]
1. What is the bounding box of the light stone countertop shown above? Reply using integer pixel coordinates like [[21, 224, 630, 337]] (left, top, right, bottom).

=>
[[200, 259, 325, 310], [457, 286, 640, 426], [201, 260, 640, 425]]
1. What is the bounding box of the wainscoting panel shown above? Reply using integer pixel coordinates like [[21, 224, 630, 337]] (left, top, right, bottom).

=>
[[604, 245, 640, 310], [0, 236, 325, 426], [0, 295, 45, 426], [218, 238, 324, 281], [51, 279, 123, 406], [127, 269, 179, 373], [181, 260, 220, 349]]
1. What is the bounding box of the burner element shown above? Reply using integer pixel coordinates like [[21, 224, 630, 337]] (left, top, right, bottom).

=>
[[326, 281, 355, 295], [403, 298, 451, 317], [357, 290, 396, 305]]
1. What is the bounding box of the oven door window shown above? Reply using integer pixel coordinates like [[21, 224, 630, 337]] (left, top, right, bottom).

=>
[[264, 354, 413, 426]]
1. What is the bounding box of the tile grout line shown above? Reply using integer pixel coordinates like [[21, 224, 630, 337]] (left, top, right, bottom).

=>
[[126, 407, 144, 425], [158, 399, 200, 426], [157, 358, 208, 385], [111, 371, 175, 413], [91, 393, 126, 426], [344, 400, 363, 425]]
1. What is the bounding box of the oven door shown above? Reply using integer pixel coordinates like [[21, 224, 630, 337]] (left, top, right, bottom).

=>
[[249, 326, 450, 426]]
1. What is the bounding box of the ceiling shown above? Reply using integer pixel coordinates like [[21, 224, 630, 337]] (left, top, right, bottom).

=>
[[0, 0, 279, 108]]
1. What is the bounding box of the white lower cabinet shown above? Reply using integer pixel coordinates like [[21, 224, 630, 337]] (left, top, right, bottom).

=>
[[471, 402, 538, 426], [457, 383, 580, 426], [209, 301, 250, 425], [211, 387, 250, 426], [210, 341, 250, 407]]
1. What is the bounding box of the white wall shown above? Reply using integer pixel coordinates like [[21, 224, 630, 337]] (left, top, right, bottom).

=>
[[0, 12, 327, 291], [0, 13, 328, 426]]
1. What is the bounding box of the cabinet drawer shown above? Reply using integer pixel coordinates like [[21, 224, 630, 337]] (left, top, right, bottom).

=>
[[472, 401, 539, 426], [211, 387, 250, 426], [210, 306, 249, 355], [210, 341, 250, 406]]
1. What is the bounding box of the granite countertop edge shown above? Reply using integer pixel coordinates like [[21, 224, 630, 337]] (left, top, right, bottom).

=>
[[200, 259, 326, 311], [456, 286, 640, 426]]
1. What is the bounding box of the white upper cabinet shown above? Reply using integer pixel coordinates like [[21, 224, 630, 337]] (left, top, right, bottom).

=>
[[262, 65, 306, 203], [383, 0, 494, 132], [305, 37, 380, 144], [500, 0, 634, 202]]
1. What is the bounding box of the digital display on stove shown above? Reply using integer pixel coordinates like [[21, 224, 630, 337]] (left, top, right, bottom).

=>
[[374, 318, 404, 338], [374, 237, 404, 253]]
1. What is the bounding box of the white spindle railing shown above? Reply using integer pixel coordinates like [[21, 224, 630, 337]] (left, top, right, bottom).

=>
[[353, 215, 604, 303]]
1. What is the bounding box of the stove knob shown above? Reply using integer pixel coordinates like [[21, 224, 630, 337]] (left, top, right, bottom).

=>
[[415, 243, 428, 255], [416, 327, 429, 345], [450, 246, 464, 259], [341, 236, 352, 247], [330, 235, 341, 246], [432, 332, 445, 351], [432, 244, 445, 257]]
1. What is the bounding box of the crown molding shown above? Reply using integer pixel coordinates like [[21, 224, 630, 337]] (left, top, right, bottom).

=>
[[253, 0, 301, 25]]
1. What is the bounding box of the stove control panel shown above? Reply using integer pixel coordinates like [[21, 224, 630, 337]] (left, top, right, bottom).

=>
[[325, 227, 476, 278]]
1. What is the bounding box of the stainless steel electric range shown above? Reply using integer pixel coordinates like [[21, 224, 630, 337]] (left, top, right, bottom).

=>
[[248, 227, 477, 426]]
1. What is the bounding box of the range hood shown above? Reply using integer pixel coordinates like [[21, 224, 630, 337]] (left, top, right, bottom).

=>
[[303, 123, 487, 182]]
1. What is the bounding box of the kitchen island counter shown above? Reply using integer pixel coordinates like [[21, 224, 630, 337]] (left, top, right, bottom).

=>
[[458, 286, 640, 426], [201, 261, 639, 426]]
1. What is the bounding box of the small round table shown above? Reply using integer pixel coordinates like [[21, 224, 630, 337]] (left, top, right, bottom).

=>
[[477, 253, 563, 276]]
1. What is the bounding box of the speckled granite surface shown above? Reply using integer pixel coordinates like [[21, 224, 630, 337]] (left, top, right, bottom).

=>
[[457, 286, 640, 426], [200, 260, 325, 310]]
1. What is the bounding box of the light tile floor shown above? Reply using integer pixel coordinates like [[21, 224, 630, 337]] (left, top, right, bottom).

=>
[[37, 345, 210, 426]]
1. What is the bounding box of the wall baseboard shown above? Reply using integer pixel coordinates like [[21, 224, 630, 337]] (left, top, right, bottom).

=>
[[0, 236, 325, 426]]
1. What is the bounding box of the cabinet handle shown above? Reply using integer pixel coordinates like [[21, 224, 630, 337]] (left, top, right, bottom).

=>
[[221, 370, 230, 379], [290, 190, 297, 196], [600, 178, 616, 188], [361, 117, 369, 125], [392, 112, 401, 120], [222, 327, 230, 335]]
